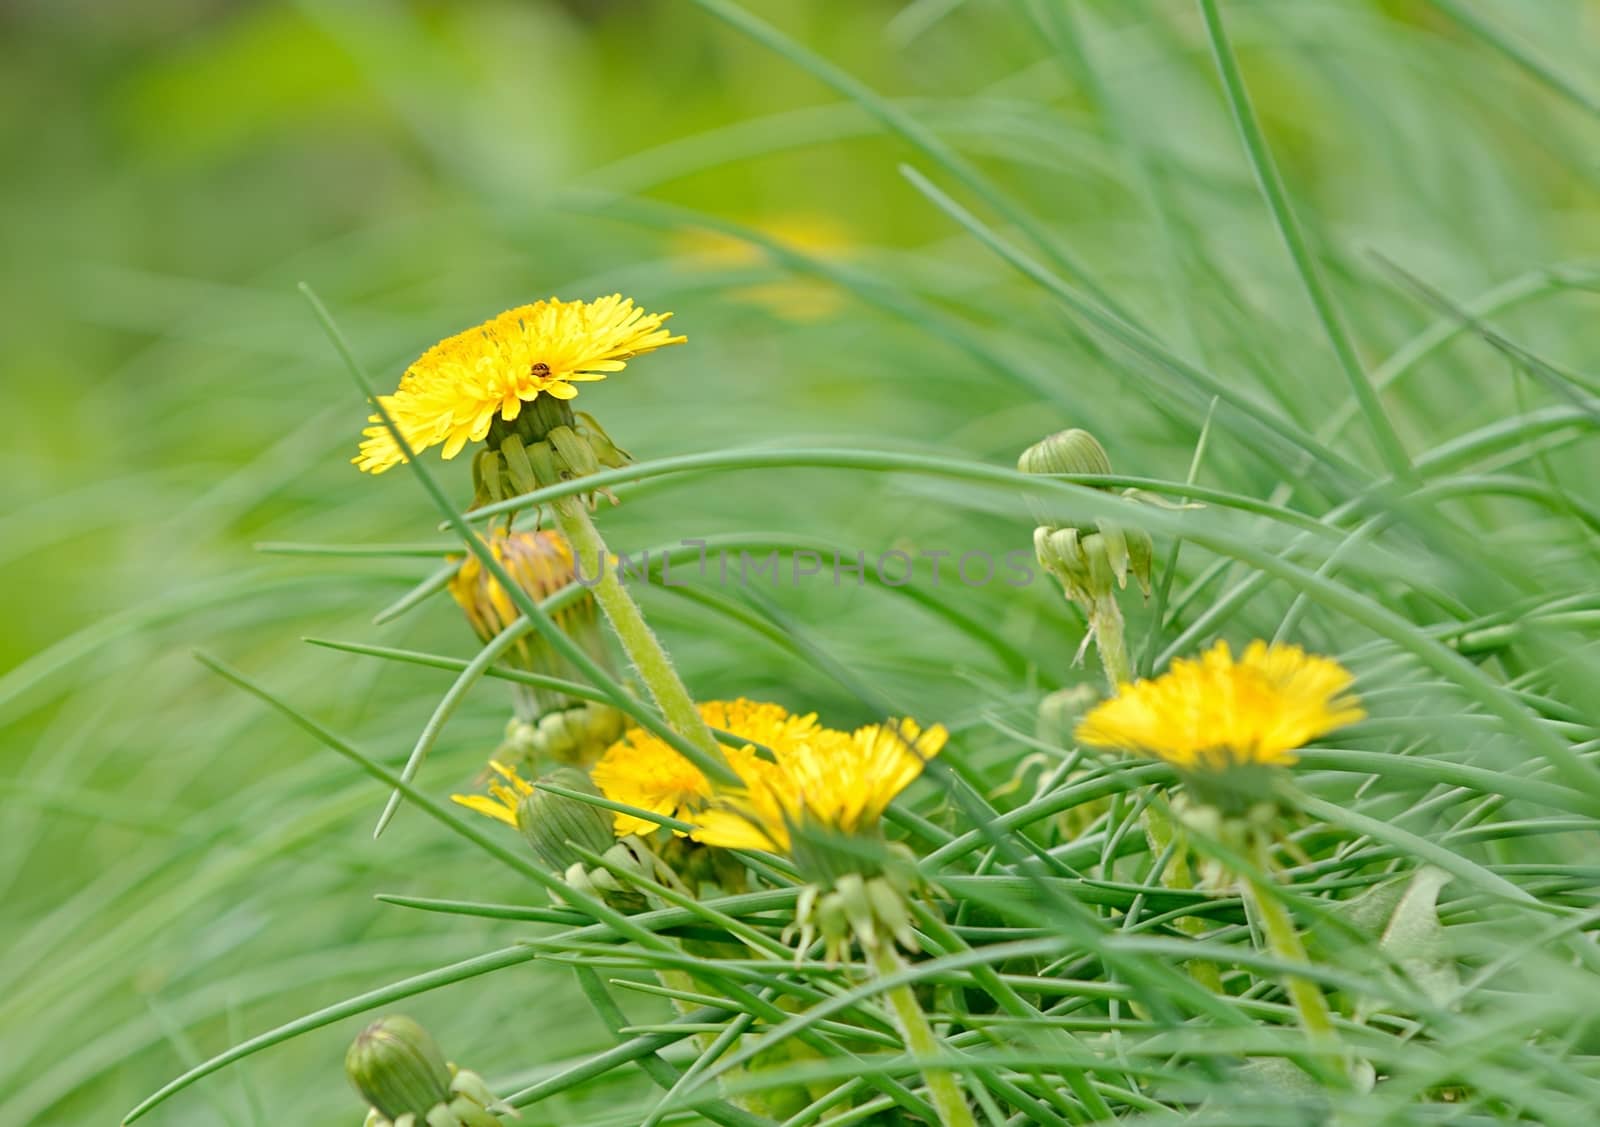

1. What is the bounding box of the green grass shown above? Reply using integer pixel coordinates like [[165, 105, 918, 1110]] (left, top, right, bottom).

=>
[[3, 1, 1599, 1123]]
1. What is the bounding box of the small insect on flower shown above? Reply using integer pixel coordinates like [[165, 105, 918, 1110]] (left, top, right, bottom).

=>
[[1076, 639, 1363, 772], [355, 295, 684, 474]]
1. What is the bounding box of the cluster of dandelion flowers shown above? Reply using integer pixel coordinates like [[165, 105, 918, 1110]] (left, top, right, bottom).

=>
[[691, 718, 948, 858], [1076, 640, 1362, 810], [588, 699, 945, 855], [354, 295, 684, 473], [589, 699, 817, 836], [592, 701, 946, 959]]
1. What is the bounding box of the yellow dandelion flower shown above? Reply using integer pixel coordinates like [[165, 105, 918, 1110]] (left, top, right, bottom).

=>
[[694, 719, 948, 853], [590, 699, 808, 836], [1075, 640, 1363, 771], [450, 760, 534, 828], [355, 295, 685, 474]]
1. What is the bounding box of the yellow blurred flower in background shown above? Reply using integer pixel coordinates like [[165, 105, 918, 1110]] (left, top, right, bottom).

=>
[[675, 214, 851, 322]]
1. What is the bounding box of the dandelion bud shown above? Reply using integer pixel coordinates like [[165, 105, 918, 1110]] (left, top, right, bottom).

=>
[[448, 529, 615, 730], [345, 1016, 452, 1121], [1020, 429, 1154, 689], [1036, 526, 1125, 606], [1017, 428, 1113, 478], [449, 530, 577, 644], [1023, 432, 1142, 605], [516, 768, 617, 872]]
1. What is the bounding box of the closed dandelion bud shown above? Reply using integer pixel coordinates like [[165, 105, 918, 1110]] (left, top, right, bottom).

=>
[[1019, 428, 1114, 529], [1020, 429, 1156, 604], [345, 1016, 452, 1121], [516, 768, 615, 872], [450, 530, 579, 639], [1017, 428, 1113, 479], [448, 530, 614, 728]]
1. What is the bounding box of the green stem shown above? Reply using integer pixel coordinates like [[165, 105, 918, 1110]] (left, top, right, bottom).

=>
[[1243, 836, 1338, 1046], [1089, 592, 1131, 692], [551, 495, 734, 783], [1140, 802, 1225, 994], [866, 943, 977, 1127]]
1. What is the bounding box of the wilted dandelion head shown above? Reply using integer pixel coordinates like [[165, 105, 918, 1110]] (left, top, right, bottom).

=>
[[448, 529, 577, 643], [355, 295, 684, 473], [1075, 639, 1363, 771]]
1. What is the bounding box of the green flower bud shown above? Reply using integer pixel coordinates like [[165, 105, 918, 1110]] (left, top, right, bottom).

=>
[[1020, 429, 1159, 609], [1019, 429, 1114, 531], [345, 1016, 452, 1121], [516, 768, 616, 872], [1017, 428, 1113, 478]]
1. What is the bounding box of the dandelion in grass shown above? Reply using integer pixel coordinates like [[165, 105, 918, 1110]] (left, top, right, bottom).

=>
[[355, 295, 683, 473], [1077, 639, 1362, 772], [356, 296, 722, 785], [693, 718, 947, 855], [1077, 640, 1360, 816], [686, 711, 970, 1125], [1079, 639, 1364, 1058], [590, 699, 810, 836], [695, 715, 948, 960]]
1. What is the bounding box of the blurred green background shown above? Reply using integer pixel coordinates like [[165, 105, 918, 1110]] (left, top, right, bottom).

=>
[[3, 1, 1598, 1123]]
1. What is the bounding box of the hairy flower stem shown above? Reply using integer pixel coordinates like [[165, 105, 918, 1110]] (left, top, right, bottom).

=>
[[1088, 593, 1132, 692], [867, 943, 977, 1127], [551, 494, 731, 779], [1244, 836, 1341, 1054]]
